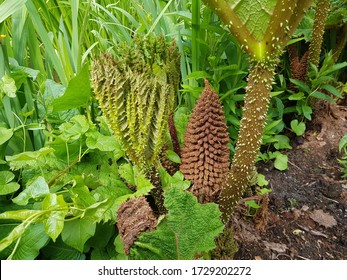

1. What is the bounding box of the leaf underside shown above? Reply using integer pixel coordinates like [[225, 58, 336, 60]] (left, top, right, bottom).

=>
[[230, 0, 277, 41], [205, 0, 313, 60]]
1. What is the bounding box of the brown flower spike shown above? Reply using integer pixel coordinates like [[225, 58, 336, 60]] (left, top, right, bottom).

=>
[[117, 197, 157, 255], [287, 44, 309, 88], [180, 80, 230, 203]]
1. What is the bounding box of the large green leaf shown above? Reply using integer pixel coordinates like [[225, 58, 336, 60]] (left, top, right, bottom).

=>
[[51, 64, 91, 111], [0, 171, 20, 195], [11, 223, 50, 260], [57, 114, 90, 142], [158, 168, 191, 190], [0, 74, 17, 98], [12, 176, 49, 206], [0, 224, 17, 259], [87, 222, 116, 250], [81, 199, 110, 223], [0, 210, 47, 254], [0, 127, 13, 145], [61, 217, 96, 252], [90, 182, 132, 223], [129, 186, 224, 260], [0, 222, 49, 259], [0, 209, 42, 221], [6, 147, 55, 170], [86, 131, 123, 154], [0, 222, 26, 253], [70, 184, 96, 208], [117, 164, 155, 199], [41, 237, 85, 260], [118, 163, 136, 186], [230, 0, 277, 41], [326, 0, 347, 27], [42, 194, 68, 242], [203, 0, 313, 60]]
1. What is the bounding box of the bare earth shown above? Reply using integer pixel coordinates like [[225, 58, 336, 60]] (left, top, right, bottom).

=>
[[232, 103, 347, 260]]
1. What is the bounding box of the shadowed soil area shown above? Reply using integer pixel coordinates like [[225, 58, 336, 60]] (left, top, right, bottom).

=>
[[232, 103, 347, 260]]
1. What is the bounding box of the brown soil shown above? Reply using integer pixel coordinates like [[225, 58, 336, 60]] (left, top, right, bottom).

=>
[[232, 103, 347, 260]]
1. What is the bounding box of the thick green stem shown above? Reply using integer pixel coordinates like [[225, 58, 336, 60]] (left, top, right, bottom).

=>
[[219, 60, 275, 223], [308, 0, 330, 68]]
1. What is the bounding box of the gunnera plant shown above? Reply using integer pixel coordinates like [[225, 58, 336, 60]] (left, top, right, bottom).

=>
[[203, 0, 313, 223], [180, 80, 230, 203], [91, 35, 180, 172]]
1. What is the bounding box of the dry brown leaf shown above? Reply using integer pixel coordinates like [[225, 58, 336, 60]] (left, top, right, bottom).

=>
[[309, 209, 337, 228], [263, 241, 288, 253]]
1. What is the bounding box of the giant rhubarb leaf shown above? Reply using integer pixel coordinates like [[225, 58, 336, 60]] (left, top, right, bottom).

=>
[[129, 186, 224, 260], [204, 0, 313, 60]]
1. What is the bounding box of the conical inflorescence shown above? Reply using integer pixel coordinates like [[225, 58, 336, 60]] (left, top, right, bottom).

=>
[[91, 35, 180, 171], [180, 80, 230, 203], [287, 44, 309, 90]]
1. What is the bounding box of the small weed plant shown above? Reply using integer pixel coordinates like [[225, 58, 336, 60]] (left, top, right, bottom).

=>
[[339, 134, 347, 179]]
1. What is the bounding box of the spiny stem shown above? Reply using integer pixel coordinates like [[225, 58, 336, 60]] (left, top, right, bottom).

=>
[[219, 60, 275, 223], [308, 0, 330, 68], [264, 0, 313, 57]]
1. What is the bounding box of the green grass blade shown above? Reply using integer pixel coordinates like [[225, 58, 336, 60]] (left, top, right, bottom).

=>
[[26, 19, 46, 75], [90, 2, 132, 44], [25, 0, 67, 85], [0, 0, 27, 24], [11, 8, 28, 66], [146, 0, 173, 36], [71, 0, 79, 73]]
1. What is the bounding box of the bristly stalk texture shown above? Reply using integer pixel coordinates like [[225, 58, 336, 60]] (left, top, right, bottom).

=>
[[180, 80, 230, 203], [308, 0, 330, 68], [219, 60, 275, 223]]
